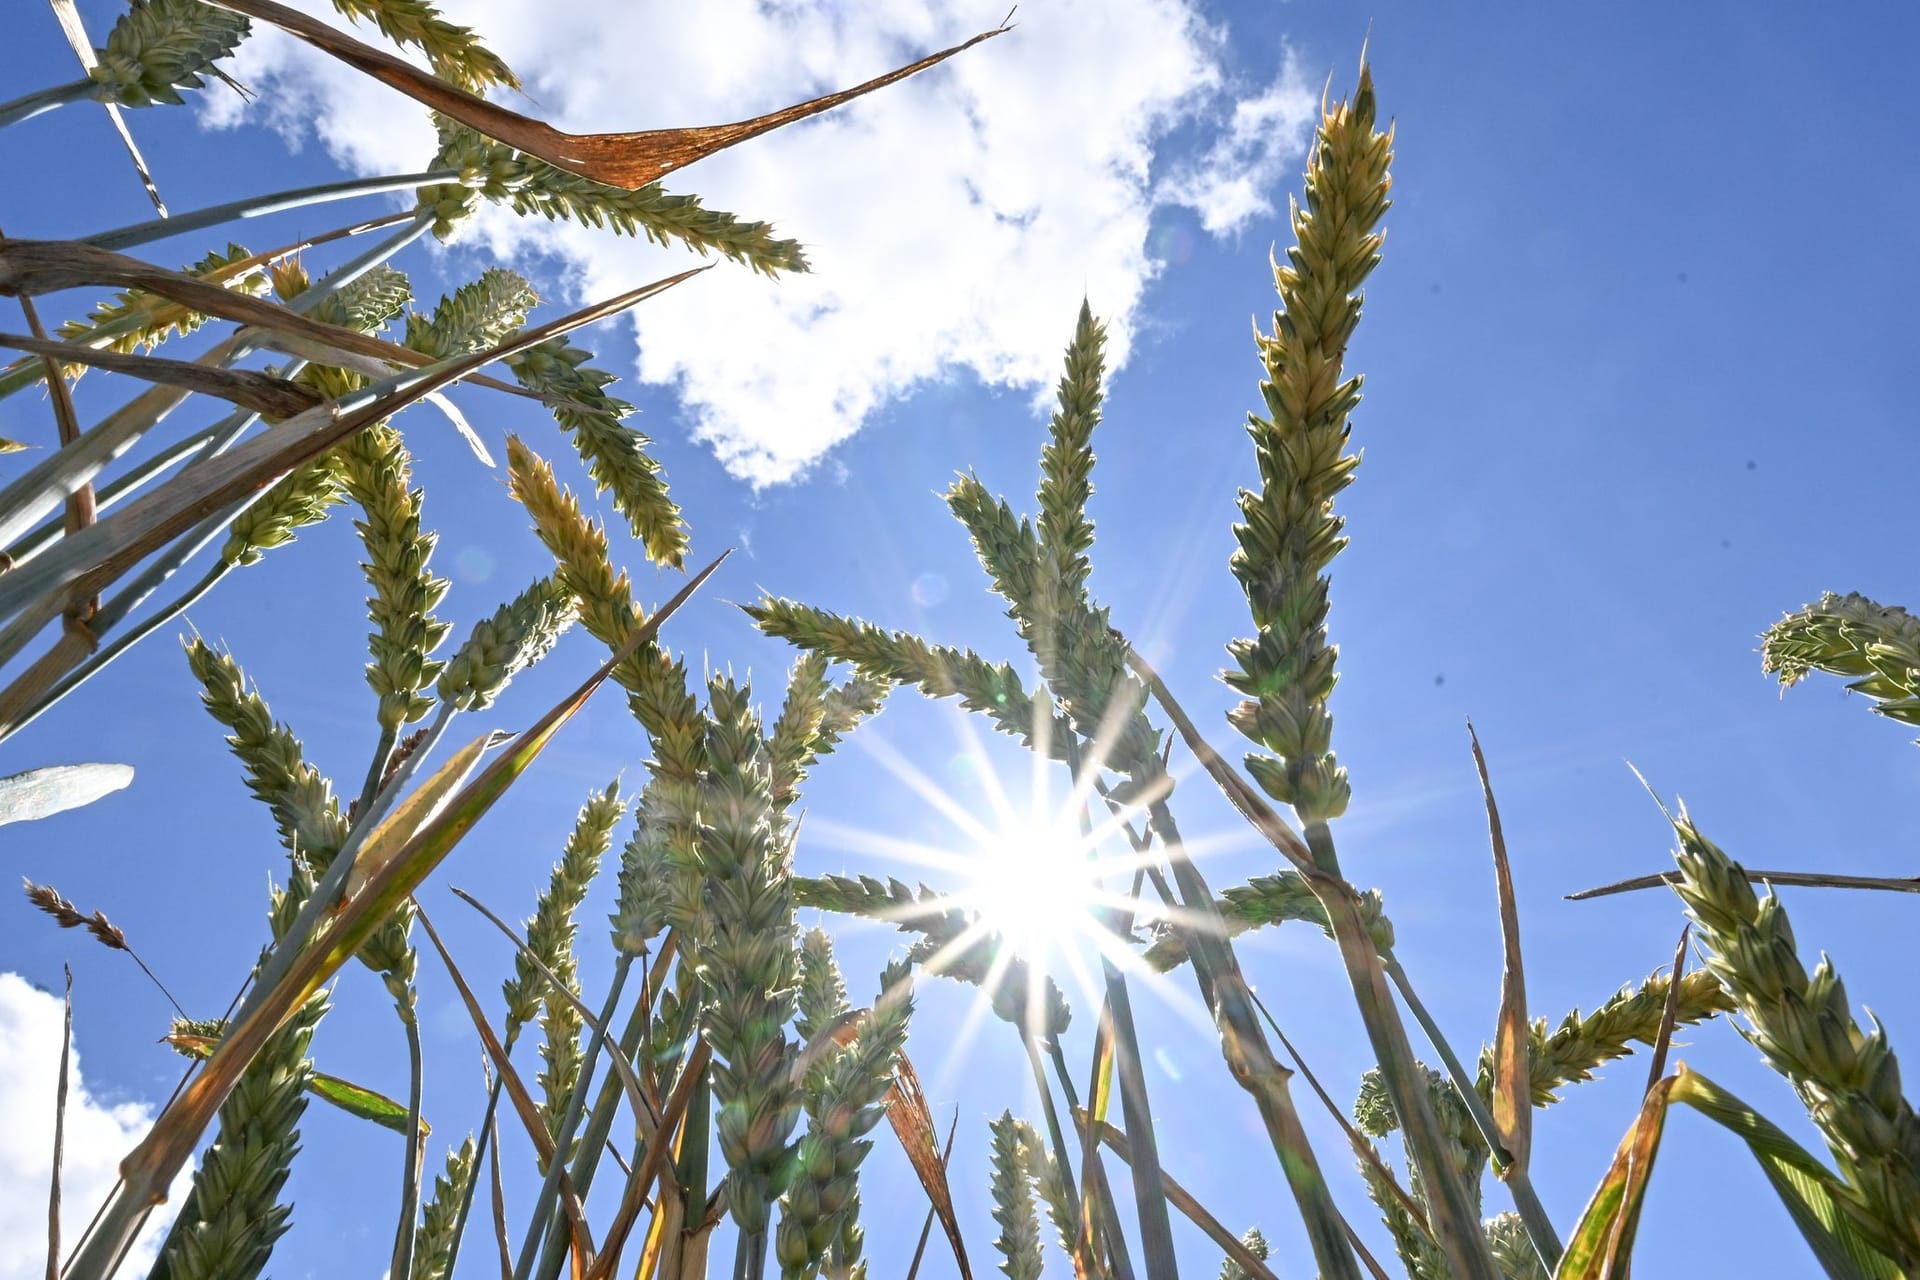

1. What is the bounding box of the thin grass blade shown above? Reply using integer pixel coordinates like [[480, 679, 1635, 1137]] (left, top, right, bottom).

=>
[[1643, 927, 1690, 1095], [1567, 869, 1920, 900]]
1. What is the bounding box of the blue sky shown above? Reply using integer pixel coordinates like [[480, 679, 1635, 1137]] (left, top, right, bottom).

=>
[[4, 3, 1919, 1278]]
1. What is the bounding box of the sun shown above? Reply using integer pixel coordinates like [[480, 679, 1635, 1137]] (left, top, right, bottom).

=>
[[964, 813, 1105, 966]]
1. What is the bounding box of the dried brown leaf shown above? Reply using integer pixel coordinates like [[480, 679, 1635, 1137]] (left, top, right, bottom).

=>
[[204, 0, 1010, 189]]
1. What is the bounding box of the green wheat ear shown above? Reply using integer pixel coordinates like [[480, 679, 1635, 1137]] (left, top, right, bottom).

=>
[[506, 782, 626, 1144], [418, 117, 808, 275], [1483, 1214, 1549, 1280], [1489, 967, 1733, 1106], [406, 268, 539, 358], [1225, 65, 1393, 826], [696, 675, 801, 1237], [435, 575, 576, 713], [1668, 811, 1920, 1267], [508, 335, 687, 568], [329, 0, 517, 93], [1218, 1228, 1271, 1280], [184, 638, 347, 868], [342, 423, 451, 733], [777, 943, 913, 1279], [988, 1112, 1044, 1280], [412, 1136, 476, 1280], [1762, 591, 1920, 731], [90, 0, 250, 109]]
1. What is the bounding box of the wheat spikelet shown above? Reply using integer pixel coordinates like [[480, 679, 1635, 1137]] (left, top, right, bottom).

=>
[[1142, 871, 1393, 970], [695, 676, 800, 1236], [411, 1136, 476, 1280], [1762, 591, 1920, 728], [149, 873, 326, 1280], [768, 655, 889, 814], [777, 948, 913, 1279], [507, 436, 708, 929], [1037, 301, 1104, 604], [507, 336, 686, 567], [945, 473, 1159, 776], [435, 575, 575, 712], [89, 0, 250, 109], [1493, 968, 1733, 1105], [988, 1112, 1043, 1280], [184, 638, 348, 867], [1012, 1121, 1105, 1279], [341, 423, 450, 731], [329, 0, 516, 92], [305, 263, 413, 335], [1482, 1214, 1548, 1280], [608, 782, 672, 955], [406, 268, 538, 358], [222, 455, 346, 568], [748, 597, 1073, 761], [499, 782, 625, 1142], [1669, 812, 1920, 1264], [1218, 1228, 1270, 1280], [1225, 67, 1392, 823]]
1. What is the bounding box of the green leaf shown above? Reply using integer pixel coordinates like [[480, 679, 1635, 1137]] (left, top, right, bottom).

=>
[[309, 1071, 420, 1135], [0, 762, 133, 825], [1670, 1066, 1902, 1280]]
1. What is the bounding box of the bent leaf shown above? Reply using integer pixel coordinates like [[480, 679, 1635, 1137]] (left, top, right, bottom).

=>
[[1471, 722, 1530, 1175], [0, 762, 133, 825], [165, 1029, 419, 1135], [1670, 1066, 1901, 1280]]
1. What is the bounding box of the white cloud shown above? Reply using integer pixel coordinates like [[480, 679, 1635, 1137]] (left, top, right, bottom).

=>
[[201, 2, 1316, 485], [1160, 47, 1319, 235], [0, 972, 177, 1280]]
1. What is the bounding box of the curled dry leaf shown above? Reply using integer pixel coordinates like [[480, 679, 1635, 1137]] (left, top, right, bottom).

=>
[[203, 0, 1011, 189], [886, 1049, 972, 1280]]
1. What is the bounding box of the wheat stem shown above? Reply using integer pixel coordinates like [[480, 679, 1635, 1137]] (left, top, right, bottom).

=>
[[82, 170, 458, 253], [515, 960, 630, 1280], [0, 78, 96, 128], [389, 1009, 427, 1280]]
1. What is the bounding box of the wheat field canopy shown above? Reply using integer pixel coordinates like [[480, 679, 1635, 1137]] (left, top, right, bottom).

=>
[[2, 4, 1918, 1280]]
